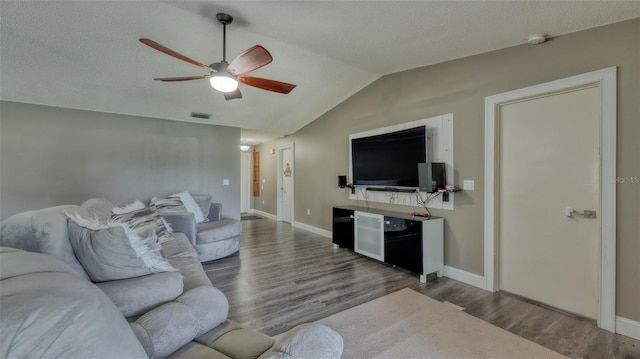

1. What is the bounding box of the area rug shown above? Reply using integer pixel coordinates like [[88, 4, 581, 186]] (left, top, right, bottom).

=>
[[240, 215, 264, 221], [316, 288, 565, 358]]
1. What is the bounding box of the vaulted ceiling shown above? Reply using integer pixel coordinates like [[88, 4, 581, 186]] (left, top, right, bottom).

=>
[[1, 1, 638, 144]]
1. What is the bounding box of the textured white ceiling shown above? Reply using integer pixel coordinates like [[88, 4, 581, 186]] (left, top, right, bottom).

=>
[[1, 1, 639, 144]]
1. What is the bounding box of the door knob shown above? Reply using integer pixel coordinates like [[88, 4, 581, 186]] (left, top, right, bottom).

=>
[[566, 207, 597, 219]]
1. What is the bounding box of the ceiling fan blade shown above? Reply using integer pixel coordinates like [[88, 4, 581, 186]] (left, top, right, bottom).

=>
[[224, 88, 242, 101], [154, 75, 209, 82], [227, 45, 273, 76], [139, 38, 212, 71], [238, 76, 296, 94]]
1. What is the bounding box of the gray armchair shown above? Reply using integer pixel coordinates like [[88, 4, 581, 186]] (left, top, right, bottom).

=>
[[161, 194, 242, 263]]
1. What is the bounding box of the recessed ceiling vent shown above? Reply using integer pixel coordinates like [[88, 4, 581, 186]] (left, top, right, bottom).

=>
[[190, 112, 211, 119]]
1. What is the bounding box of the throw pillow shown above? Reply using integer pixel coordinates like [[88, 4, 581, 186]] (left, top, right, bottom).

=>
[[112, 200, 146, 215], [66, 212, 176, 282], [111, 206, 173, 243]]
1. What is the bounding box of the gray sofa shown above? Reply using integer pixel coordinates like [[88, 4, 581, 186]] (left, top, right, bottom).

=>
[[159, 194, 242, 263], [0, 198, 343, 359]]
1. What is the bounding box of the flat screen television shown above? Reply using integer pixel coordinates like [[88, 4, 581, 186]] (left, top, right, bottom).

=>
[[351, 126, 426, 187]]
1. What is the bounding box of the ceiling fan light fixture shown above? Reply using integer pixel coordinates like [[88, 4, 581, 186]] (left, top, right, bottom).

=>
[[209, 61, 238, 92], [210, 74, 238, 93]]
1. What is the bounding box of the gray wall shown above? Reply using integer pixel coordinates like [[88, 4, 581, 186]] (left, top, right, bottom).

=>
[[255, 19, 639, 320], [0, 101, 241, 219]]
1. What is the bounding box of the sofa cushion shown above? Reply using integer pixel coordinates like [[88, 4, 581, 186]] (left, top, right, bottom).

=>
[[162, 233, 213, 290], [196, 219, 242, 245], [0, 248, 148, 359], [166, 341, 232, 359], [67, 216, 176, 282], [96, 271, 184, 317], [0, 246, 78, 279], [111, 205, 174, 243], [81, 198, 116, 221], [130, 286, 229, 359], [0, 205, 90, 278], [196, 320, 274, 359]]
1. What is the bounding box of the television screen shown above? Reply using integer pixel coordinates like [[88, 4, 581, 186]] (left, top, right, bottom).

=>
[[351, 126, 426, 187]]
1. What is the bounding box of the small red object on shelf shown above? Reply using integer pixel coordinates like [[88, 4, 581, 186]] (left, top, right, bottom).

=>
[[410, 212, 429, 218]]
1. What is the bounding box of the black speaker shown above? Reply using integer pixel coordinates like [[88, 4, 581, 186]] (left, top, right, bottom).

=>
[[338, 175, 347, 188], [419, 162, 446, 193]]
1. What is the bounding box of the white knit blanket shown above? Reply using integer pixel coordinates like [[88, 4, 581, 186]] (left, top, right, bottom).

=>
[[151, 191, 205, 223]]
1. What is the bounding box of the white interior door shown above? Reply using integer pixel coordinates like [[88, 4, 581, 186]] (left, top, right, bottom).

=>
[[498, 85, 600, 319], [280, 146, 293, 223], [240, 152, 250, 213]]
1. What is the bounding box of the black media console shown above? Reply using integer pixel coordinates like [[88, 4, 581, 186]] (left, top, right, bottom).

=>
[[332, 206, 444, 283]]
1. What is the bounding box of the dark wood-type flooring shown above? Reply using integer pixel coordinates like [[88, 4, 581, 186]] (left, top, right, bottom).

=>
[[203, 218, 639, 359]]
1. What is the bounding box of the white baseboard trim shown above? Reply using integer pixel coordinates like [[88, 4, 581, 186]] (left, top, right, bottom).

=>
[[293, 221, 332, 239], [616, 316, 640, 340], [248, 211, 332, 239], [251, 209, 277, 221], [443, 265, 485, 289]]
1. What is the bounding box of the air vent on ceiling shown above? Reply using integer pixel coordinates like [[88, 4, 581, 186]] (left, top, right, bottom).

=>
[[191, 112, 211, 119]]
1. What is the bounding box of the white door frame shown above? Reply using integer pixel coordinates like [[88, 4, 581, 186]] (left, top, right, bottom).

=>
[[240, 152, 252, 213], [277, 143, 295, 222], [484, 67, 617, 331]]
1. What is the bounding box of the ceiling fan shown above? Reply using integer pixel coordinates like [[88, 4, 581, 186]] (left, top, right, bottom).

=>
[[139, 13, 296, 100]]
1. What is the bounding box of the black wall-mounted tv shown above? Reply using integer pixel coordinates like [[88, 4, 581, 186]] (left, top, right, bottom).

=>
[[351, 126, 426, 187]]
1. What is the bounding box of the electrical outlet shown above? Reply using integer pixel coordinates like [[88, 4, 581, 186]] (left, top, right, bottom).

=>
[[223, 179, 229, 185], [262, 200, 265, 205], [307, 209, 311, 215]]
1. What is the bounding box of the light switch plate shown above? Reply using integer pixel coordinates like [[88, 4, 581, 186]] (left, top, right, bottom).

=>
[[463, 180, 475, 190], [223, 179, 230, 185]]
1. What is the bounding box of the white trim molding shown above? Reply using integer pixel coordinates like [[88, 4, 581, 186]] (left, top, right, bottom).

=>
[[484, 67, 617, 332], [293, 221, 332, 239], [255, 211, 332, 239], [443, 265, 485, 289], [252, 209, 277, 221], [616, 316, 640, 340]]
